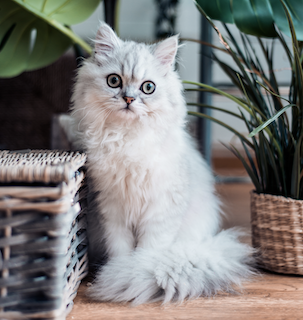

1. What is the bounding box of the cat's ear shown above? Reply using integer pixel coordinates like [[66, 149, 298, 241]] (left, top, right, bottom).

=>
[[154, 35, 179, 72], [95, 22, 121, 56]]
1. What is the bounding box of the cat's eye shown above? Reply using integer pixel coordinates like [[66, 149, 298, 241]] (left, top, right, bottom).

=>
[[141, 81, 156, 94], [107, 74, 122, 88]]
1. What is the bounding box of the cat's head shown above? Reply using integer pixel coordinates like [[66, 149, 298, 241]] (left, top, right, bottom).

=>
[[72, 22, 186, 135]]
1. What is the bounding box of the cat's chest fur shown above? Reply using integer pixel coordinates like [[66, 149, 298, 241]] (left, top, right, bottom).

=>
[[86, 128, 182, 224]]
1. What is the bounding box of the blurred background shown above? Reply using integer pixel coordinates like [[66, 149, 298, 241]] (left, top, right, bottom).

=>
[[0, 0, 291, 172]]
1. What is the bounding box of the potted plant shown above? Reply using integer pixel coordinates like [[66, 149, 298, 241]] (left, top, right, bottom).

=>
[[184, 0, 303, 274]]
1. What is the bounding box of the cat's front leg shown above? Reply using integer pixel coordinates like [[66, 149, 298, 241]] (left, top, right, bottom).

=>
[[103, 216, 135, 258], [136, 202, 184, 251]]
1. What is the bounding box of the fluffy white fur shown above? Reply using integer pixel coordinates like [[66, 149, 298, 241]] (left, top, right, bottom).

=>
[[68, 22, 255, 305]]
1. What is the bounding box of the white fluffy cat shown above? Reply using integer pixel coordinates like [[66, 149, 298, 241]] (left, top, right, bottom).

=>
[[68, 22, 255, 305]]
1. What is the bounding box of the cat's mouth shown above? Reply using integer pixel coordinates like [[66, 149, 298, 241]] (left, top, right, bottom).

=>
[[122, 105, 133, 112]]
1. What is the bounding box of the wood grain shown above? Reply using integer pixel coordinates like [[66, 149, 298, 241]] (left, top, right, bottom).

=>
[[67, 183, 303, 320], [68, 274, 303, 320]]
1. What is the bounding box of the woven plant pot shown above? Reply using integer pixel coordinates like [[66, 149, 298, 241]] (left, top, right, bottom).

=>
[[0, 150, 88, 320], [251, 191, 303, 275]]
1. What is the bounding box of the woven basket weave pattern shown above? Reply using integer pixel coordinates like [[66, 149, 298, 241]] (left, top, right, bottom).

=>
[[251, 192, 303, 275], [0, 150, 88, 319], [0, 150, 85, 184]]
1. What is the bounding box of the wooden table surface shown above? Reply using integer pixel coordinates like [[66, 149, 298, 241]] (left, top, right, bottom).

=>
[[67, 182, 303, 320]]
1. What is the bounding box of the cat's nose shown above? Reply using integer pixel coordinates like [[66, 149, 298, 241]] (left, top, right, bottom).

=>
[[123, 96, 135, 105]]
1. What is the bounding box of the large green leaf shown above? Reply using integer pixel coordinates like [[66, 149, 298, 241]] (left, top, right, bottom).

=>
[[197, 0, 303, 40], [0, 0, 100, 77], [196, 0, 233, 23], [21, 0, 100, 25], [270, 0, 303, 40], [233, 0, 276, 37]]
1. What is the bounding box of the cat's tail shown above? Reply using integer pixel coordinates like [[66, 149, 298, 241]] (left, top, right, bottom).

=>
[[87, 228, 256, 305]]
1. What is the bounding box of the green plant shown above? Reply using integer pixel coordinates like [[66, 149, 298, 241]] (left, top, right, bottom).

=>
[[184, 0, 303, 199], [196, 0, 303, 40], [0, 0, 100, 77]]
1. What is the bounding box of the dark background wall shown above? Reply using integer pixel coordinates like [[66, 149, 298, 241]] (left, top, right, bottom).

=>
[[0, 54, 77, 150]]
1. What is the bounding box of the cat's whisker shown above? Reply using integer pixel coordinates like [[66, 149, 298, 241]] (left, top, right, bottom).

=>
[[77, 108, 90, 131], [71, 106, 88, 114]]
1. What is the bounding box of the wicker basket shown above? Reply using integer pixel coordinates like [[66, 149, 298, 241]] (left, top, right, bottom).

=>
[[0, 150, 88, 319], [251, 191, 303, 275]]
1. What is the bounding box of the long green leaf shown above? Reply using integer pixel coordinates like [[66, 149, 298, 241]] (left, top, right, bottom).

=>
[[196, 3, 262, 113], [187, 102, 244, 120], [186, 87, 250, 105], [235, 73, 282, 157], [236, 73, 256, 114], [262, 133, 282, 192], [291, 134, 303, 198], [183, 80, 266, 119], [223, 24, 269, 115], [180, 38, 228, 54], [256, 81, 291, 105], [249, 104, 296, 137], [239, 109, 262, 182], [276, 29, 293, 66], [187, 111, 255, 149], [213, 55, 258, 101], [222, 142, 262, 193], [280, 0, 303, 116], [262, 38, 290, 163], [240, 138, 260, 184], [258, 132, 269, 191]]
